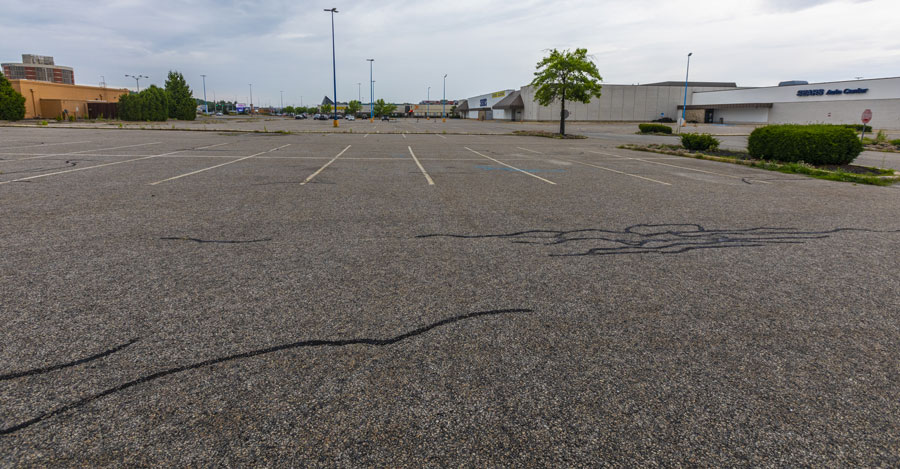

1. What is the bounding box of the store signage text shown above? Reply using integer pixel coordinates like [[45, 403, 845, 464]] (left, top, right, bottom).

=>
[[797, 88, 868, 97]]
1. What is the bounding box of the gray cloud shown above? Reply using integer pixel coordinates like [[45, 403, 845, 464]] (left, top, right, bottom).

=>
[[1, 0, 896, 106]]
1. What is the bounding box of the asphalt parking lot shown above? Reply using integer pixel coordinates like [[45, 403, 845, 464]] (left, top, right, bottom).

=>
[[1, 123, 899, 466]]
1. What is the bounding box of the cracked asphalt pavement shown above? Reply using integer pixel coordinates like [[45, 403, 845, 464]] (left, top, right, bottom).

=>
[[1, 122, 899, 466]]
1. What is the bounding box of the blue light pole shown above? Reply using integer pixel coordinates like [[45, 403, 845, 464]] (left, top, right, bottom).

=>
[[367, 58, 374, 121], [325, 8, 339, 127], [680, 52, 693, 131]]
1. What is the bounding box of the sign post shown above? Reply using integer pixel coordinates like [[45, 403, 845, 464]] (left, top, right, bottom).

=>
[[861, 109, 872, 140]]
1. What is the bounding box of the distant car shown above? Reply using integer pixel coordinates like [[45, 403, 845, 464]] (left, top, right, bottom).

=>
[[215, 112, 223, 116], [381, 115, 389, 121], [345, 115, 355, 121], [295, 114, 303, 120]]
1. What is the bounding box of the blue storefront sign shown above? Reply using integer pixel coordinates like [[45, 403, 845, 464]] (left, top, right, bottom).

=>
[[480, 98, 488, 107], [797, 88, 868, 97]]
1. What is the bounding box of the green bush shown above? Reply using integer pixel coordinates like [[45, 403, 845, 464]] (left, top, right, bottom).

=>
[[748, 124, 862, 165], [638, 123, 672, 134], [681, 133, 719, 151], [890, 139, 900, 147], [0, 71, 26, 121], [118, 85, 169, 121], [842, 124, 872, 132]]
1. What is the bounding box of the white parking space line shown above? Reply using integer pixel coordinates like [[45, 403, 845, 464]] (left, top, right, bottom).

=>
[[408, 146, 435, 186], [5, 142, 164, 162], [586, 149, 771, 184], [300, 144, 352, 185], [557, 157, 671, 186], [364, 134, 370, 138], [517, 146, 543, 154], [464, 147, 557, 185], [2, 140, 92, 150], [402, 133, 407, 139], [436, 134, 447, 139], [149, 144, 291, 185], [194, 142, 232, 150], [0, 149, 189, 185]]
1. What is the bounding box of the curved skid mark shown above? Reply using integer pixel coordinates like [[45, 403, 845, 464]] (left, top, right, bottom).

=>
[[0, 308, 531, 435], [0, 339, 139, 381]]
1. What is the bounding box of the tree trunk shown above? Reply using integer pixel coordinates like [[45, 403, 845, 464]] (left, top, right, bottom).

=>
[[560, 97, 566, 136]]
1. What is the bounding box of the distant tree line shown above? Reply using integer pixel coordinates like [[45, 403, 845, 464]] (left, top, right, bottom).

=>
[[118, 71, 197, 121]]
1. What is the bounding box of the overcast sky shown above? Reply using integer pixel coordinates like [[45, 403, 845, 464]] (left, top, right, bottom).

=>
[[2, 0, 898, 106]]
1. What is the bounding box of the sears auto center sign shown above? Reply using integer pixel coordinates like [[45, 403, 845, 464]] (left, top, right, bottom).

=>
[[797, 87, 868, 97]]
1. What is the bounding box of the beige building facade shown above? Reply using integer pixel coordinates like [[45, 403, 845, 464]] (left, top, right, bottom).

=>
[[9, 79, 129, 119]]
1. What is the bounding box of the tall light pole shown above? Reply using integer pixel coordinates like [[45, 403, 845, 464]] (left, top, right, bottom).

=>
[[213, 90, 216, 114], [367, 58, 374, 122], [680, 52, 692, 131], [200, 74, 208, 114], [125, 74, 147, 92], [442, 74, 447, 122], [280, 90, 284, 113], [325, 8, 339, 127], [249, 83, 253, 116], [426, 85, 431, 119]]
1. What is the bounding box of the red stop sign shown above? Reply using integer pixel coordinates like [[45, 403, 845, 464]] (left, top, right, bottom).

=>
[[861, 109, 872, 124]]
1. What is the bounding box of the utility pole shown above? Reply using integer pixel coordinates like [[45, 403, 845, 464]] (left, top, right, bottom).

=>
[[426, 85, 430, 119], [249, 83, 253, 116], [280, 90, 284, 114], [200, 74, 208, 114], [367, 59, 374, 121], [442, 74, 447, 122]]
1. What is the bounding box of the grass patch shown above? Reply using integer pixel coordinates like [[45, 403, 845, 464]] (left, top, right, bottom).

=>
[[620, 144, 899, 186], [512, 130, 586, 139]]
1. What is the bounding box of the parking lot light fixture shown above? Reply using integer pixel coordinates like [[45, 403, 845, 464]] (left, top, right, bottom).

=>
[[367, 59, 374, 122], [249, 83, 253, 116], [125, 74, 147, 92], [426, 85, 430, 119], [442, 74, 447, 122], [325, 8, 339, 127]]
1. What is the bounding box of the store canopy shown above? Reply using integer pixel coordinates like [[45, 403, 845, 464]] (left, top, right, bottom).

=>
[[492, 90, 524, 109], [678, 103, 773, 110]]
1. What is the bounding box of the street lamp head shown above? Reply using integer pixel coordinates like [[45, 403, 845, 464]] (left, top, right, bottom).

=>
[[688, 52, 693, 57], [324, 8, 337, 12]]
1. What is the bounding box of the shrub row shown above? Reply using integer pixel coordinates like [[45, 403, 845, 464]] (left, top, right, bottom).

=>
[[118, 85, 169, 121], [638, 123, 672, 134], [891, 139, 900, 147], [748, 124, 862, 165], [842, 124, 873, 132], [681, 133, 720, 151]]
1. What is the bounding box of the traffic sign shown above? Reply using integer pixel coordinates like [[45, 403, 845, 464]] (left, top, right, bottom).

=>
[[862, 109, 872, 124]]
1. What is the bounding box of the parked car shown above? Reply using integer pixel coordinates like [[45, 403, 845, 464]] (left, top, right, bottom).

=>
[[295, 114, 303, 120], [345, 115, 355, 121], [381, 115, 389, 121], [215, 112, 223, 116]]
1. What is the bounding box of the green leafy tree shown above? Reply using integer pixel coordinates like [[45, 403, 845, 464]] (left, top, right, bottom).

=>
[[530, 48, 603, 135], [165, 71, 195, 120], [0, 71, 26, 121], [346, 100, 361, 115], [373, 99, 396, 117], [321, 103, 332, 115], [283, 105, 295, 115]]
